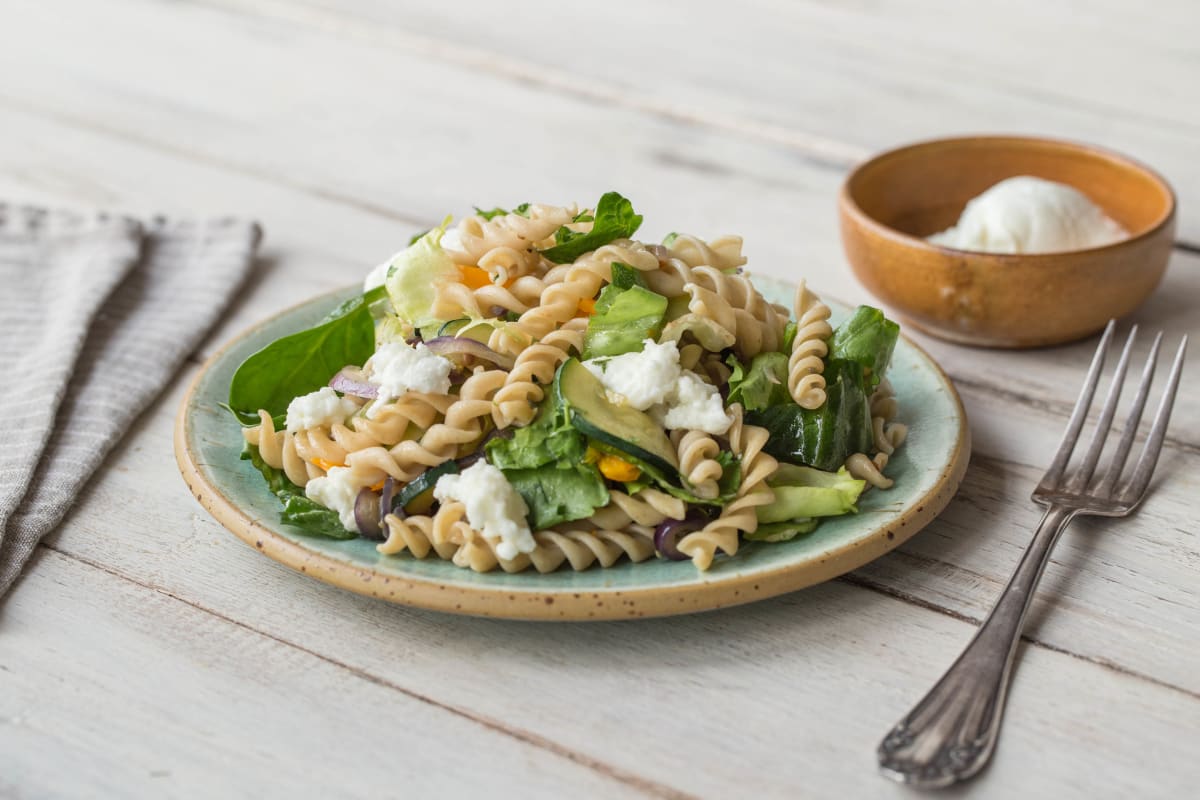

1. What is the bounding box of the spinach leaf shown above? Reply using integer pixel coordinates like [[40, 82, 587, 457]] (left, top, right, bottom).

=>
[[485, 399, 608, 527], [540, 192, 643, 263], [504, 463, 610, 529], [321, 284, 387, 323], [242, 444, 355, 539], [746, 359, 873, 471], [828, 305, 899, 391], [227, 291, 377, 425], [726, 351, 791, 411], [486, 399, 585, 469]]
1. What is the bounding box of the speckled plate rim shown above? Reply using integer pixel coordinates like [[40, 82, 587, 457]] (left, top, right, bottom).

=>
[[176, 286, 970, 621]]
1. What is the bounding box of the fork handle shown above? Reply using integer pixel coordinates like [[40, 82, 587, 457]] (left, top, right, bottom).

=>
[[877, 505, 1076, 788]]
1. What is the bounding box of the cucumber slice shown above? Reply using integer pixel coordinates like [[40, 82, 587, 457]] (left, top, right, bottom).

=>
[[392, 461, 459, 515], [437, 318, 470, 337], [554, 359, 678, 475]]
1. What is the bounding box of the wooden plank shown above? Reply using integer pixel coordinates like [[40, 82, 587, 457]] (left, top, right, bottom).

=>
[[0, 550, 653, 799], [20, 530, 1200, 798], [1, 0, 1197, 449], [227, 0, 1200, 241], [0, 87, 1196, 693]]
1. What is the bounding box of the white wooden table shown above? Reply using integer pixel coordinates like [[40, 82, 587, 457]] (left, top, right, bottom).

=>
[[2, 1, 1198, 797]]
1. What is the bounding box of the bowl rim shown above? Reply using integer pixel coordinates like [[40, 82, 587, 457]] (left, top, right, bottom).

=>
[[838, 133, 1178, 261]]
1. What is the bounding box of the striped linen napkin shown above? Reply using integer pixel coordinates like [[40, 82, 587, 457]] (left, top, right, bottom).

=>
[[0, 204, 260, 595]]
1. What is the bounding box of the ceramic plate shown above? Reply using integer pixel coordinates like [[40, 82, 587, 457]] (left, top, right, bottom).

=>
[[176, 279, 969, 620]]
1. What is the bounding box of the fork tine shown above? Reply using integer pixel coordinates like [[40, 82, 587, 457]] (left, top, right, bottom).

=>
[[1041, 321, 1115, 489], [1069, 325, 1138, 491], [1122, 335, 1188, 505], [1094, 331, 1162, 495]]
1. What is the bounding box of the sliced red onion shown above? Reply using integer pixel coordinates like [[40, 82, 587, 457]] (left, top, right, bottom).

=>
[[330, 367, 378, 399], [456, 452, 483, 471], [646, 243, 672, 262], [654, 509, 709, 561], [379, 476, 400, 521], [423, 336, 515, 370], [354, 487, 385, 540]]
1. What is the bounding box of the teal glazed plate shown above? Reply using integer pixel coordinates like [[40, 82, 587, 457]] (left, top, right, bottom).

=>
[[176, 279, 970, 620]]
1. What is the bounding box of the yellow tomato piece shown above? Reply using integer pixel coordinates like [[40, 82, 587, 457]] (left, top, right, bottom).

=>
[[576, 297, 597, 316], [459, 265, 493, 289], [310, 457, 344, 472], [597, 454, 641, 482]]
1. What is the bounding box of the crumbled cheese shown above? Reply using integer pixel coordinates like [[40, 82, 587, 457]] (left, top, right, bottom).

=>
[[304, 466, 364, 532], [285, 386, 360, 433], [585, 340, 733, 435], [434, 461, 535, 561], [366, 341, 453, 415], [661, 371, 733, 435], [585, 339, 681, 409]]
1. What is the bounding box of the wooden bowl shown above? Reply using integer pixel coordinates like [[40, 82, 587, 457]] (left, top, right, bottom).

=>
[[838, 135, 1176, 347]]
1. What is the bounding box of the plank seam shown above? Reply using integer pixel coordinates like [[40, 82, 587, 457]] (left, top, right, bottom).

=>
[[837, 572, 1200, 702], [32, 544, 697, 800], [182, 0, 1200, 254]]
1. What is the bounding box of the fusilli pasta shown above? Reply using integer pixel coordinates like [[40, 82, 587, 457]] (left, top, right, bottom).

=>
[[234, 194, 908, 576]]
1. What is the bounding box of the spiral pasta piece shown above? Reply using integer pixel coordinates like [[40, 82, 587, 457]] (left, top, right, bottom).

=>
[[845, 452, 894, 489], [682, 266, 788, 359], [672, 430, 725, 500], [844, 379, 907, 490], [451, 525, 656, 574], [590, 489, 687, 529], [513, 261, 605, 341], [666, 233, 747, 271], [377, 510, 462, 560], [386, 501, 656, 573], [492, 318, 586, 427], [789, 280, 833, 410], [443, 203, 577, 276], [343, 370, 508, 485], [243, 411, 323, 486], [677, 405, 777, 570]]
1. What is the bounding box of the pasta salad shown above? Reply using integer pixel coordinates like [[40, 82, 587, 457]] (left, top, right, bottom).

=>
[[226, 193, 906, 573]]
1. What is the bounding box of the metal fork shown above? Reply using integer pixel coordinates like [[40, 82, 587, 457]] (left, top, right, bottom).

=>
[[877, 321, 1188, 789]]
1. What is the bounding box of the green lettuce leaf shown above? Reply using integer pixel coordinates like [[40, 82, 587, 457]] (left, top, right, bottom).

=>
[[384, 222, 460, 327], [746, 359, 874, 471], [726, 351, 791, 411], [744, 519, 820, 543], [583, 285, 668, 359], [540, 192, 643, 263], [226, 290, 378, 425], [757, 465, 866, 524], [828, 305, 899, 390], [241, 444, 355, 539]]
